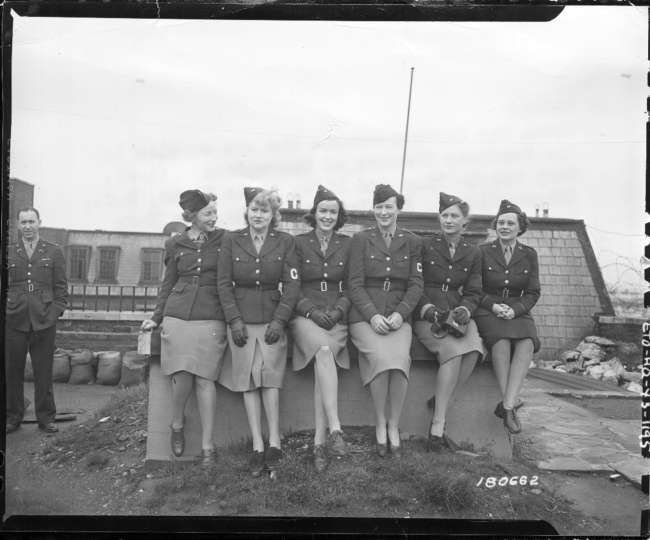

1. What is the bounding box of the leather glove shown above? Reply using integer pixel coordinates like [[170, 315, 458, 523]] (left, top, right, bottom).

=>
[[325, 308, 343, 326], [422, 306, 440, 322], [264, 319, 284, 345], [452, 306, 470, 325], [230, 318, 248, 347], [311, 309, 334, 330]]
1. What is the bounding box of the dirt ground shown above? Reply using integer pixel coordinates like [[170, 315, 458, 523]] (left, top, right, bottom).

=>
[[3, 383, 646, 537]]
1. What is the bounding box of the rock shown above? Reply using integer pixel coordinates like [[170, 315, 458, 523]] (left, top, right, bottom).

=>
[[577, 343, 605, 362], [625, 382, 642, 394], [559, 350, 581, 362], [617, 342, 641, 370], [586, 365, 604, 380], [554, 366, 567, 373], [601, 372, 619, 386], [622, 371, 642, 383], [551, 360, 565, 368], [584, 336, 616, 347], [540, 361, 556, 370], [602, 357, 625, 376], [564, 362, 579, 374]]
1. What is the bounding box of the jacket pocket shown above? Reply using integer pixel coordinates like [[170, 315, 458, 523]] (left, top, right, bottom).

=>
[[41, 290, 53, 303]]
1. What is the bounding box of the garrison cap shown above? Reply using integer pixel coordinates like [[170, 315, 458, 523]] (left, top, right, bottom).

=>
[[244, 187, 264, 206], [496, 199, 523, 217], [179, 190, 210, 213], [439, 192, 469, 216], [373, 184, 401, 206], [313, 184, 340, 206]]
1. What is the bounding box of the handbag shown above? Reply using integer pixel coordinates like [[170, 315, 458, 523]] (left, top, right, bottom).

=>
[[430, 310, 467, 339]]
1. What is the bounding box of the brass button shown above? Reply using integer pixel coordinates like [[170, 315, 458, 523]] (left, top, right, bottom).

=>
[[386, 267, 391, 272], [505, 270, 509, 274], [448, 265, 452, 270], [256, 258, 260, 263], [255, 269, 260, 274], [28, 264, 32, 267], [324, 262, 328, 267], [504, 279, 509, 284], [323, 273, 328, 278], [197, 258, 202, 263], [446, 277, 451, 283], [255, 280, 260, 285], [27, 272, 31, 276], [386, 257, 391, 261], [28, 279, 32, 283]]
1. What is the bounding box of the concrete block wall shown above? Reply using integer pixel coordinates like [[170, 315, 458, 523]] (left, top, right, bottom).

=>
[[146, 357, 511, 465]]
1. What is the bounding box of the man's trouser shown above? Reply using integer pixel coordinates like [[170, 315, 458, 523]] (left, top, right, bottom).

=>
[[5, 324, 57, 426]]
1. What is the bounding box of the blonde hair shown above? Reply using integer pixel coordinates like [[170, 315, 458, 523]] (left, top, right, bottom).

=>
[[244, 188, 282, 229]]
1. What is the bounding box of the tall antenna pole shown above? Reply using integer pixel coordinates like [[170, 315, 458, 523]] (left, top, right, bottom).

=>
[[399, 67, 415, 195]]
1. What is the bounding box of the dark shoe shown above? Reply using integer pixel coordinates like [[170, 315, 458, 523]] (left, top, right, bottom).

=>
[[375, 442, 387, 458], [390, 443, 402, 459], [503, 407, 521, 434], [6, 422, 21, 434], [314, 445, 328, 473], [327, 430, 347, 457], [250, 450, 265, 477], [427, 433, 446, 452], [200, 448, 217, 467], [265, 446, 283, 467], [494, 401, 506, 420], [38, 422, 59, 434], [170, 424, 185, 457]]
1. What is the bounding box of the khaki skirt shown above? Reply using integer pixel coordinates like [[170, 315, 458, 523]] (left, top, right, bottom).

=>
[[414, 319, 486, 365], [218, 323, 288, 392], [349, 321, 412, 386], [160, 316, 227, 381], [474, 309, 541, 353], [289, 316, 350, 371]]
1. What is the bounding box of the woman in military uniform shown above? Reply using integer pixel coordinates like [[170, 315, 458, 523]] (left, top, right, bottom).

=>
[[290, 185, 351, 472], [474, 199, 541, 434], [217, 187, 300, 476], [415, 192, 486, 451], [142, 190, 227, 465], [348, 184, 423, 458]]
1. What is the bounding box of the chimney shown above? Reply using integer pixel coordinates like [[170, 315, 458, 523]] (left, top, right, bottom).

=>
[[296, 194, 301, 209], [535, 204, 540, 218], [287, 192, 294, 209], [542, 202, 549, 217]]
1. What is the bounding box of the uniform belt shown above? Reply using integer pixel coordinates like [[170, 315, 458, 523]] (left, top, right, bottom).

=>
[[364, 278, 407, 292], [487, 287, 525, 298], [234, 282, 279, 291], [425, 282, 459, 293], [9, 283, 39, 293], [302, 280, 344, 293], [176, 277, 215, 287]]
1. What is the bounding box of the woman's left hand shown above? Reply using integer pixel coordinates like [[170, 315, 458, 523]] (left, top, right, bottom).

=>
[[501, 306, 515, 319], [386, 312, 403, 330]]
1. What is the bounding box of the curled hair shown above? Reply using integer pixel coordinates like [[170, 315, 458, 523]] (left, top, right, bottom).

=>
[[244, 188, 282, 229], [303, 198, 348, 231], [16, 207, 40, 220], [491, 211, 529, 236], [181, 192, 218, 223], [374, 194, 405, 210]]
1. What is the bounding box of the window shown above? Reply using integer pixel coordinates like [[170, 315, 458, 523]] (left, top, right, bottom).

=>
[[97, 247, 120, 283], [68, 246, 91, 282], [140, 248, 164, 284]]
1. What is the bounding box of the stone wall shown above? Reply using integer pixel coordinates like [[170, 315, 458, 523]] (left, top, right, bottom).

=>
[[595, 315, 646, 345]]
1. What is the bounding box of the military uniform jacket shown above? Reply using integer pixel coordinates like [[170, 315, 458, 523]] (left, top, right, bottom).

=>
[[294, 230, 351, 322], [416, 233, 483, 318], [347, 226, 423, 324], [478, 240, 540, 317], [151, 229, 225, 325], [6, 239, 68, 332], [217, 228, 300, 325]]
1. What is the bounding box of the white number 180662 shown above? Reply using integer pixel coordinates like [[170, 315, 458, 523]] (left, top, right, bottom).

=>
[[476, 475, 539, 488]]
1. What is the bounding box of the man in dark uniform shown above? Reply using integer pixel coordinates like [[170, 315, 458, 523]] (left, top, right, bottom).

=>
[[5, 207, 68, 434]]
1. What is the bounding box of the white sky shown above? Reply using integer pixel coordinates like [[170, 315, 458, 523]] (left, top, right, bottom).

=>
[[9, 7, 648, 289]]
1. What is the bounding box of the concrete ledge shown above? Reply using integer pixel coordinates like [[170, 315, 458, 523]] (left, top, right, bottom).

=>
[[146, 356, 512, 463], [61, 311, 150, 321]]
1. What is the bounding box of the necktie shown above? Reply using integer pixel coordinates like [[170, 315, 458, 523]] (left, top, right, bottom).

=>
[[194, 232, 207, 244], [25, 241, 34, 259], [448, 243, 456, 258], [504, 245, 512, 265], [253, 235, 264, 253], [320, 235, 329, 255], [383, 232, 392, 248]]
